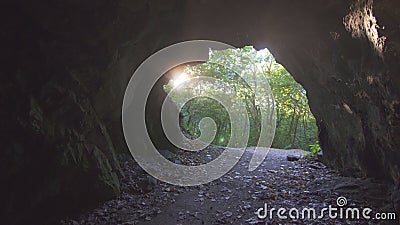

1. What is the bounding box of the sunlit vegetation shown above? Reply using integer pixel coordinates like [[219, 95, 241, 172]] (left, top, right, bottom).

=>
[[164, 46, 318, 150]]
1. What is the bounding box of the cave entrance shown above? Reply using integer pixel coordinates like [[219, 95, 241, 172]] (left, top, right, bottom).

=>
[[161, 46, 319, 153]]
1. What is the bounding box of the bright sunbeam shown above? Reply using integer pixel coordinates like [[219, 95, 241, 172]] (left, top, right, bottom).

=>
[[172, 72, 189, 87]]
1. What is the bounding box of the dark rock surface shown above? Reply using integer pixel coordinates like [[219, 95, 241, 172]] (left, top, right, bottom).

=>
[[287, 155, 302, 162], [2, 0, 399, 223]]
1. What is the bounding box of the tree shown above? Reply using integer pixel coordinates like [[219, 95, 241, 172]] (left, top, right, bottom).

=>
[[164, 46, 318, 150]]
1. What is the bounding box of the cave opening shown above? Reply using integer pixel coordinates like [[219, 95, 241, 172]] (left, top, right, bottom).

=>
[[156, 46, 319, 154]]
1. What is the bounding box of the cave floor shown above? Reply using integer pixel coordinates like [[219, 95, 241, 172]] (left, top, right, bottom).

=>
[[62, 148, 396, 225]]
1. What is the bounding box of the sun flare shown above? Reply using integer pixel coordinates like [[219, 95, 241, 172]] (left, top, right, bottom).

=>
[[172, 72, 189, 87]]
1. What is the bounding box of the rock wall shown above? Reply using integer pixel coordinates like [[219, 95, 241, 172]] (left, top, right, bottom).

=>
[[2, 0, 399, 223]]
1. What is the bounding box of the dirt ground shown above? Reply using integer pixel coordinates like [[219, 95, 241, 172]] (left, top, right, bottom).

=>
[[62, 147, 398, 225]]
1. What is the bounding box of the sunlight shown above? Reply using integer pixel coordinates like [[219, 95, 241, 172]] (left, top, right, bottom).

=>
[[164, 46, 317, 150], [172, 72, 189, 87]]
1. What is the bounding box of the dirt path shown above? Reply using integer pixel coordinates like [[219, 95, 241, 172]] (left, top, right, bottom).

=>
[[62, 148, 397, 225]]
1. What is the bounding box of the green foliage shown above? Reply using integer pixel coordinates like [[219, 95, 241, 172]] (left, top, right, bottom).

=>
[[164, 46, 319, 149], [309, 141, 322, 155], [304, 141, 322, 159]]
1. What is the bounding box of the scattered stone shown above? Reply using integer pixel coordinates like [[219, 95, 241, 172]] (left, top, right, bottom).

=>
[[222, 211, 232, 217], [309, 162, 326, 170], [317, 151, 323, 160], [287, 154, 301, 161]]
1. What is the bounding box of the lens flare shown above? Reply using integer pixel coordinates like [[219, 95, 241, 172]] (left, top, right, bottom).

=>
[[173, 72, 189, 87]]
